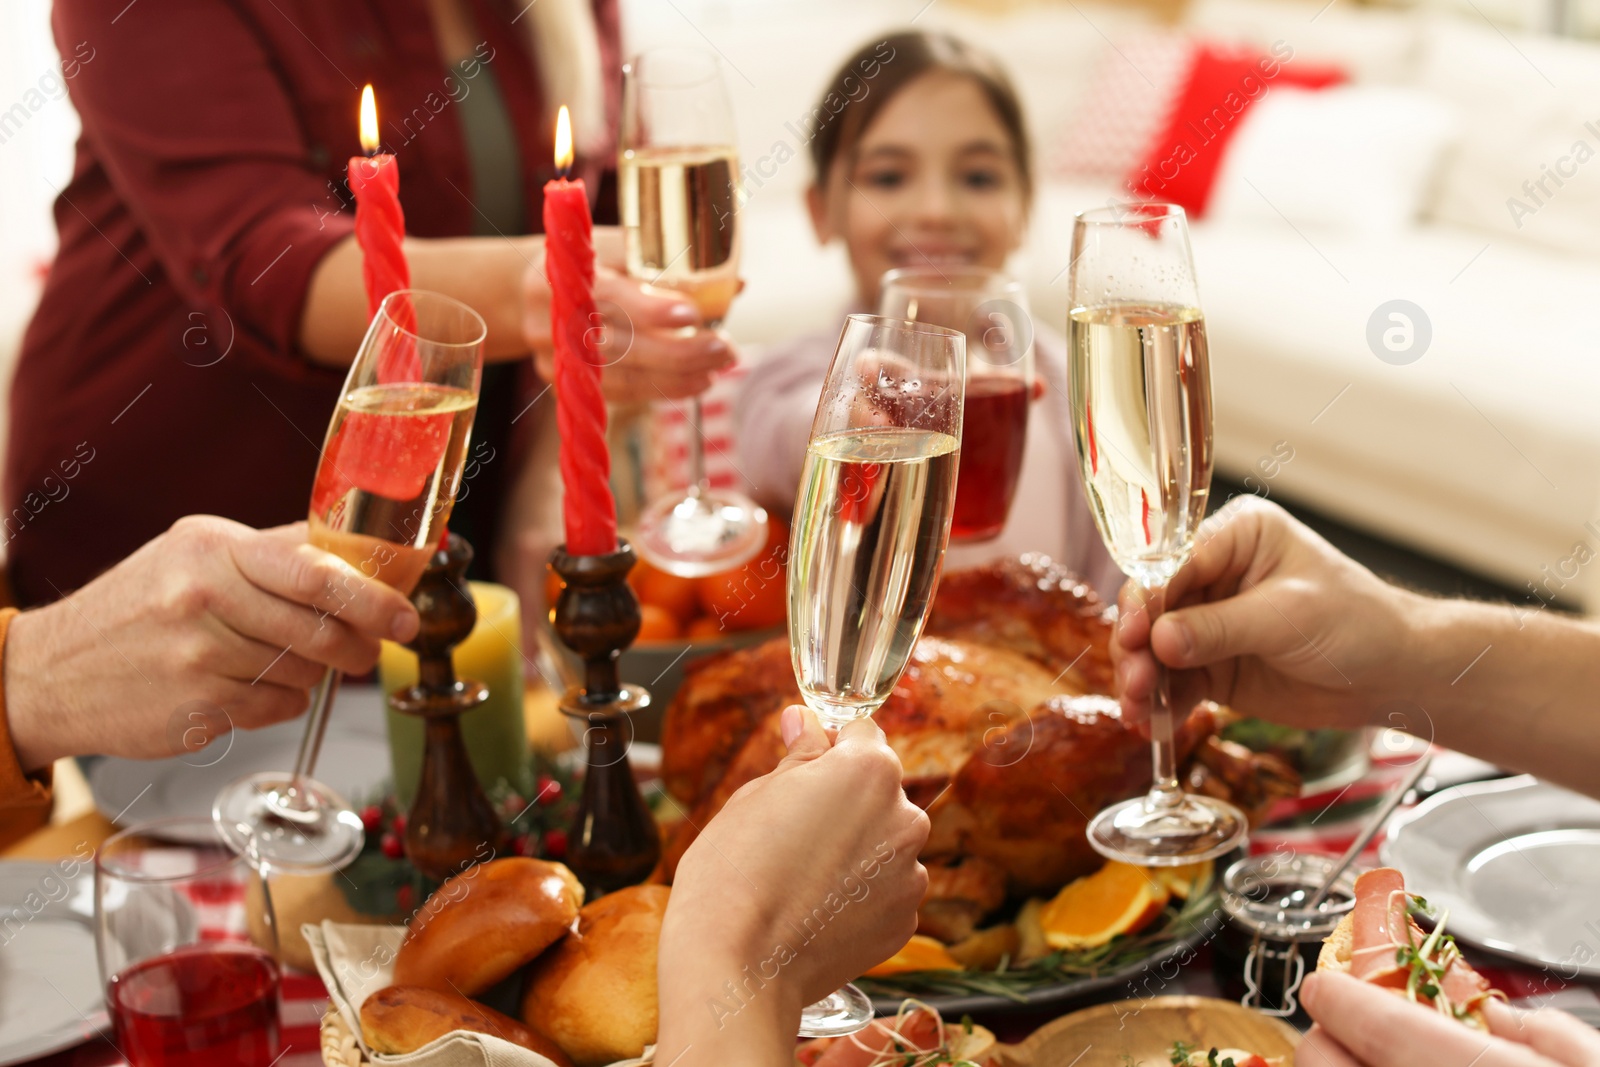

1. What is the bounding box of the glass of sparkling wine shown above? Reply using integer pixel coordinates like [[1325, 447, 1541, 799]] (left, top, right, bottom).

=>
[[878, 266, 1033, 544], [787, 314, 964, 1036], [620, 45, 768, 577], [1066, 203, 1246, 865], [212, 290, 485, 873]]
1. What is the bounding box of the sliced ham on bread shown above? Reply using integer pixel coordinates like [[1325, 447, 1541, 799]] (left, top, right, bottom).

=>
[[1317, 867, 1498, 1030]]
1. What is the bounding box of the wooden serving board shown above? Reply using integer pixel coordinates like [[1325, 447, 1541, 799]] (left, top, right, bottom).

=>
[[1000, 995, 1301, 1067]]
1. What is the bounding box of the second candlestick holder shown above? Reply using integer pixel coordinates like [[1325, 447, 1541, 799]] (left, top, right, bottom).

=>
[[548, 539, 661, 899]]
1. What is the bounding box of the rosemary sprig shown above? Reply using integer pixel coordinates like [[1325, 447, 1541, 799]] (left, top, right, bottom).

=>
[[857, 881, 1221, 1003]]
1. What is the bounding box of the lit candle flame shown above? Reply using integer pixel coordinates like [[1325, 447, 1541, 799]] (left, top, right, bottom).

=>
[[359, 84, 380, 156], [554, 104, 573, 174]]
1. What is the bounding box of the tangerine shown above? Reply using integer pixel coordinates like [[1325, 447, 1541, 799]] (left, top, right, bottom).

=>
[[863, 934, 962, 977], [635, 566, 699, 626], [695, 516, 790, 632], [635, 603, 683, 643], [1039, 861, 1171, 950], [684, 616, 725, 641]]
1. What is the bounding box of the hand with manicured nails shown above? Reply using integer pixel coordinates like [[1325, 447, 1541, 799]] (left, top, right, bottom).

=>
[[657, 705, 930, 1067], [522, 227, 738, 405], [5, 516, 419, 771], [1300, 971, 1600, 1067]]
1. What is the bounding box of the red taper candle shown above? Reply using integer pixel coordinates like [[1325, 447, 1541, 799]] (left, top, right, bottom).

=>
[[348, 85, 417, 382], [543, 105, 617, 556]]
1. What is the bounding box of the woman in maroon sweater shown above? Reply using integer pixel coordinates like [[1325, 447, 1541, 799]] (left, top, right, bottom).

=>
[[6, 0, 729, 606]]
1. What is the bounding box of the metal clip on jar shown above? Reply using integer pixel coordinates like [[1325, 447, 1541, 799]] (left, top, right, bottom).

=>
[[1217, 853, 1360, 1019]]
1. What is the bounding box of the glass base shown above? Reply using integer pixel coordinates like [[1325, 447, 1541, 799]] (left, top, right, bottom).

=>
[[634, 489, 768, 578], [797, 983, 873, 1039], [213, 771, 365, 873], [1087, 792, 1248, 866]]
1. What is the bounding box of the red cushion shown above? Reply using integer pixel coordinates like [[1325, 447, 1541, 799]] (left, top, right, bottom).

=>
[[1124, 44, 1345, 216]]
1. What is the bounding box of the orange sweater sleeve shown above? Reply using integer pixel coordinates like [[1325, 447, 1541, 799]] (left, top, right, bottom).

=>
[[0, 608, 53, 824]]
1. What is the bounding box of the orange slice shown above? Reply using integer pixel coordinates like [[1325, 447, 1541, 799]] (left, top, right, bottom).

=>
[[1157, 859, 1214, 901], [864, 934, 963, 976], [1039, 861, 1171, 950]]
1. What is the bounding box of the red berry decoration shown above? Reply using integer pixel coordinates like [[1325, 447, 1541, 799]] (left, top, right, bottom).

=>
[[380, 833, 404, 860], [391, 813, 407, 837], [511, 835, 530, 857], [542, 827, 567, 860], [536, 774, 562, 805], [502, 793, 525, 817], [360, 805, 384, 834], [395, 884, 414, 914]]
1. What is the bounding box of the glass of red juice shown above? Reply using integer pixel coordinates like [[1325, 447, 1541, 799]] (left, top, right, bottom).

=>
[[95, 818, 281, 1067], [879, 267, 1035, 543]]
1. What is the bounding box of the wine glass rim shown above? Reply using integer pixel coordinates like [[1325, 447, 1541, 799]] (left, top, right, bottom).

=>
[[624, 45, 721, 88], [96, 817, 247, 883], [880, 265, 1024, 297], [375, 289, 488, 349], [845, 312, 965, 340], [1074, 202, 1187, 225]]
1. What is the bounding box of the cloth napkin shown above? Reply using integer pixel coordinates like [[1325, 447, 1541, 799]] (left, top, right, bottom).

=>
[[305, 921, 653, 1067]]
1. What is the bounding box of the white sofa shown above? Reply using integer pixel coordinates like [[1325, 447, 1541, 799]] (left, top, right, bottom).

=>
[[624, 0, 1600, 610]]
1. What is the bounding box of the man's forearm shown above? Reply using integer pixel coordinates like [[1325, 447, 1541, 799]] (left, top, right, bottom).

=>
[[1403, 593, 1600, 795], [299, 234, 542, 366]]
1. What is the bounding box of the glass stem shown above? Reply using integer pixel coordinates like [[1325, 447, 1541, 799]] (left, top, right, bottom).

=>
[[686, 315, 722, 498], [287, 667, 342, 808], [1142, 580, 1184, 812], [687, 396, 708, 495]]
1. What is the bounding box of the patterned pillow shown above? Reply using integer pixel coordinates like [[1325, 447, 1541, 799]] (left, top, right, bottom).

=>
[[1050, 34, 1199, 179]]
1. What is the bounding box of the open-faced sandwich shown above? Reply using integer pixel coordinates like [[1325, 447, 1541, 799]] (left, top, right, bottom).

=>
[[1317, 866, 1504, 1029]]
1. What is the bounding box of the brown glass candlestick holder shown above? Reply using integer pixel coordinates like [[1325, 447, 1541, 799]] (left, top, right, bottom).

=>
[[549, 539, 660, 898], [388, 534, 509, 883]]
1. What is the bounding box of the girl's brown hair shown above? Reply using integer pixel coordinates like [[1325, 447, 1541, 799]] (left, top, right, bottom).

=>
[[807, 30, 1034, 201]]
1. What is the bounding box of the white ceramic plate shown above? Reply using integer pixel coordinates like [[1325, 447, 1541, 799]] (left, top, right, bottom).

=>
[[1381, 775, 1600, 977], [89, 686, 392, 842], [0, 861, 105, 1065]]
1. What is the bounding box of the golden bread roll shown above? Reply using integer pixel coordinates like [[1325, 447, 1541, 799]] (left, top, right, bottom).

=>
[[522, 884, 670, 1067], [394, 858, 582, 996], [360, 984, 572, 1064]]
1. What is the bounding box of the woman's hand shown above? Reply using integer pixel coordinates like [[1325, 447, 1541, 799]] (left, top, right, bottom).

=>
[[656, 705, 930, 1066], [5, 516, 419, 770], [1300, 971, 1600, 1067], [521, 227, 736, 405], [1111, 496, 1417, 733]]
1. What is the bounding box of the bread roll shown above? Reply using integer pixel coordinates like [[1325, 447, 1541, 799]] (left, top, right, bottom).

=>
[[360, 984, 572, 1064], [394, 858, 582, 996], [1317, 912, 1355, 974], [522, 884, 670, 1067]]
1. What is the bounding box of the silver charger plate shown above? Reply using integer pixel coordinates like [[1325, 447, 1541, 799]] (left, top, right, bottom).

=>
[[0, 861, 105, 1065], [89, 685, 392, 842], [1381, 774, 1600, 977]]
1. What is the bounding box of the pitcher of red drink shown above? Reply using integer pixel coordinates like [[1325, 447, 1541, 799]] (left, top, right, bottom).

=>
[[95, 818, 281, 1067], [879, 267, 1034, 543]]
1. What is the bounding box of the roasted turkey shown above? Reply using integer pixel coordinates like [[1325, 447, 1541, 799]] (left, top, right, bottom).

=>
[[657, 555, 1298, 942]]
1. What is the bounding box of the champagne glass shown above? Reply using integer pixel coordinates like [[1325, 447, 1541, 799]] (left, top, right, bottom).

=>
[[787, 314, 964, 1036], [97, 817, 281, 1066], [620, 45, 768, 577], [879, 266, 1033, 543], [213, 290, 486, 873], [1066, 203, 1247, 865]]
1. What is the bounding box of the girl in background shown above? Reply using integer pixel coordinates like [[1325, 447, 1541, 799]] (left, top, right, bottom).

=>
[[734, 31, 1121, 599]]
